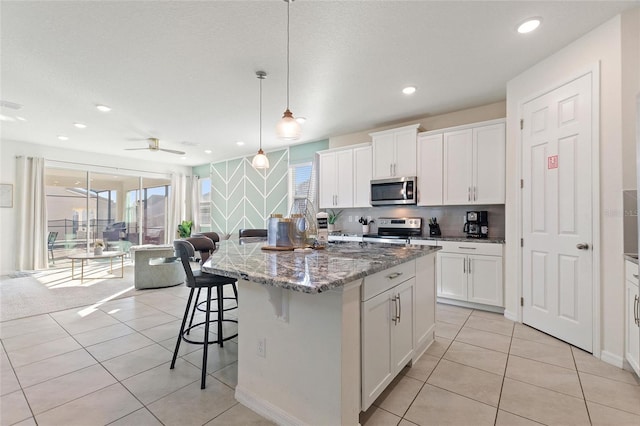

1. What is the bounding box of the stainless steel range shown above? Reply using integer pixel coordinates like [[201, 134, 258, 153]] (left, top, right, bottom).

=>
[[363, 217, 422, 244]]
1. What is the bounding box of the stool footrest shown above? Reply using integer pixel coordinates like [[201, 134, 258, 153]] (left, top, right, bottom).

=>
[[181, 319, 238, 345]]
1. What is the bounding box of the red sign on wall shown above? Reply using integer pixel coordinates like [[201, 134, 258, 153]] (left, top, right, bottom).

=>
[[548, 155, 558, 169]]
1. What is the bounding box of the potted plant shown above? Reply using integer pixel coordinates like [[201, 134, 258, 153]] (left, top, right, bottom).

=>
[[177, 220, 193, 238], [93, 239, 105, 255], [327, 210, 342, 232], [359, 217, 375, 234]]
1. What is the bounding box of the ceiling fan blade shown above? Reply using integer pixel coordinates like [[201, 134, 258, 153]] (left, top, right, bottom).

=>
[[124, 148, 151, 151], [159, 148, 186, 155]]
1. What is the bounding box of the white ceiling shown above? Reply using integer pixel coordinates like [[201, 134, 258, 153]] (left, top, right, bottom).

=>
[[1, 1, 638, 166]]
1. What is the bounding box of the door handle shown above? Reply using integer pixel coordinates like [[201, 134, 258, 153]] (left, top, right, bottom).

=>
[[576, 243, 590, 250]]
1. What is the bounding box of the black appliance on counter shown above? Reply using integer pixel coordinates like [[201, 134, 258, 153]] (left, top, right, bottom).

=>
[[463, 211, 488, 238], [363, 217, 422, 244]]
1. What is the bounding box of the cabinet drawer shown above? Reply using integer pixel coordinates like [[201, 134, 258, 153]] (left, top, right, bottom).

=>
[[438, 241, 503, 256], [363, 260, 415, 301], [625, 260, 639, 284]]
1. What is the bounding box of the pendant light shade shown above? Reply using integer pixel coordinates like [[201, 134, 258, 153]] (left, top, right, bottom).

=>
[[252, 71, 270, 169], [276, 0, 301, 141]]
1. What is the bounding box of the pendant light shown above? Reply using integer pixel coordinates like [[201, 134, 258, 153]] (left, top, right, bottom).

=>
[[275, 0, 302, 141], [252, 71, 270, 169]]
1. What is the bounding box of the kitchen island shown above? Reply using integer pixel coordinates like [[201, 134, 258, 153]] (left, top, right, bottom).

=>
[[202, 240, 439, 425]]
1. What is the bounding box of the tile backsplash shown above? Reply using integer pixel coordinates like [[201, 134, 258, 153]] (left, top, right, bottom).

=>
[[330, 204, 505, 239]]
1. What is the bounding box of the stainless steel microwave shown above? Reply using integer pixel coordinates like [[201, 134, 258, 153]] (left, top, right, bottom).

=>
[[370, 176, 417, 206]]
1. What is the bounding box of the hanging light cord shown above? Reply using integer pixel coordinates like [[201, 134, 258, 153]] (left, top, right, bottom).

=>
[[258, 72, 265, 151], [286, 0, 291, 110]]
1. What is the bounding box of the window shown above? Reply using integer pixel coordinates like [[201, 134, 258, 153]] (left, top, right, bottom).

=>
[[288, 160, 318, 216], [199, 177, 211, 230]]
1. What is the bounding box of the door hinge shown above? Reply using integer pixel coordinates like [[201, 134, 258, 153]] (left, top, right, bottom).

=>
[[520, 297, 524, 307], [520, 238, 524, 247], [520, 119, 524, 130], [520, 179, 523, 189]]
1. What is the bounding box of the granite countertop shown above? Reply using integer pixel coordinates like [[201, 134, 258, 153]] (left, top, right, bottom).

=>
[[201, 239, 440, 294], [624, 253, 639, 265]]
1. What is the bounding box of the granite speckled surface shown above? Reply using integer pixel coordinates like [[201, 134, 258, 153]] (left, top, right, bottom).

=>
[[201, 239, 440, 294]]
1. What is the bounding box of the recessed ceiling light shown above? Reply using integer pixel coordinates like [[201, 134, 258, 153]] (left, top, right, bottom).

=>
[[74, 122, 87, 129], [16, 116, 27, 121], [402, 86, 417, 95], [295, 117, 306, 124], [204, 149, 212, 154], [57, 135, 69, 141], [517, 18, 541, 34], [236, 141, 245, 146], [96, 104, 111, 112]]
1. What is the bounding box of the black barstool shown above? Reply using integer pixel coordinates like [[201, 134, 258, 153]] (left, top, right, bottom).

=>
[[171, 239, 238, 389]]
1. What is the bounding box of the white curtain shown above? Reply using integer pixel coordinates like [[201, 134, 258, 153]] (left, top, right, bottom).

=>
[[15, 157, 48, 270], [166, 173, 187, 243], [189, 176, 200, 233]]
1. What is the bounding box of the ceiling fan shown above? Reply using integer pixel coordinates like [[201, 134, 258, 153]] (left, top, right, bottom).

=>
[[125, 138, 185, 155]]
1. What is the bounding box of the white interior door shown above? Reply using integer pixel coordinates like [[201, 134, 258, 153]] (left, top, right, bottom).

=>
[[522, 72, 593, 352]]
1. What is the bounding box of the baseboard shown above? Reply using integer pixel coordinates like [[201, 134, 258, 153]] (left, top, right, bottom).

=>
[[437, 297, 504, 313], [600, 350, 624, 368], [235, 385, 305, 426], [504, 309, 518, 322]]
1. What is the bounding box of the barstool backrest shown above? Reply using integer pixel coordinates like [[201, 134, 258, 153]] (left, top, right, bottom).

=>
[[174, 239, 198, 288], [239, 229, 267, 238]]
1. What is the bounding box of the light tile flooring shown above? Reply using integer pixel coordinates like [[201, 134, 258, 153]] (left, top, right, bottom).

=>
[[1, 286, 639, 426]]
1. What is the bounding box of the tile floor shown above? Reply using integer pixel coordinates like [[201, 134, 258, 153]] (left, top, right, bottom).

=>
[[1, 286, 639, 426]]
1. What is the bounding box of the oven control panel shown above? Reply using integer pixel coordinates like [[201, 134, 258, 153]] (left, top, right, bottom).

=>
[[377, 217, 422, 230]]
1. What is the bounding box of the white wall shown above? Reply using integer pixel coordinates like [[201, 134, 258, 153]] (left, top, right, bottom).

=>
[[506, 11, 639, 364], [0, 140, 191, 275]]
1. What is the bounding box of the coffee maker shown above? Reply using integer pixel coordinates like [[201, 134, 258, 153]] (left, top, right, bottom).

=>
[[463, 211, 488, 238]]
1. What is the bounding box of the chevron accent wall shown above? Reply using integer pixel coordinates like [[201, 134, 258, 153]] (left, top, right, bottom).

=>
[[210, 149, 289, 236]]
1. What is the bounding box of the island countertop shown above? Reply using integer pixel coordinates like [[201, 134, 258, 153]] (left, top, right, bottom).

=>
[[201, 239, 440, 294]]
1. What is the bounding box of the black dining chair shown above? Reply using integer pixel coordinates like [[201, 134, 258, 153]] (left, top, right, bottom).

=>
[[171, 239, 238, 389]]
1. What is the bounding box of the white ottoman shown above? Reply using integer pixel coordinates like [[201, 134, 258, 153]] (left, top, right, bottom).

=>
[[131, 245, 184, 290]]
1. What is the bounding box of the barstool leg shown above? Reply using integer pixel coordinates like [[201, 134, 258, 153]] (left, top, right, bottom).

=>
[[217, 285, 224, 348], [232, 283, 239, 306], [201, 286, 212, 389], [171, 288, 195, 369], [186, 288, 201, 335]]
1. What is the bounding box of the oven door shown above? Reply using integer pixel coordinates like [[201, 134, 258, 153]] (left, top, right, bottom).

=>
[[370, 177, 416, 206]]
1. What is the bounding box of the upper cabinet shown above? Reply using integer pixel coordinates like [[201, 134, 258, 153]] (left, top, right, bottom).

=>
[[418, 119, 505, 206], [370, 124, 420, 179], [318, 144, 372, 209]]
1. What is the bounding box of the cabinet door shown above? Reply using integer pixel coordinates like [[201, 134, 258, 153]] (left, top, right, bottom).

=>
[[415, 254, 436, 352], [437, 252, 467, 301], [417, 133, 443, 206], [443, 129, 473, 204], [392, 278, 415, 374], [361, 290, 393, 410], [473, 123, 505, 204], [318, 152, 337, 208], [467, 254, 503, 307], [393, 129, 418, 177], [372, 133, 395, 179], [625, 280, 640, 376], [353, 146, 372, 207], [335, 149, 354, 208]]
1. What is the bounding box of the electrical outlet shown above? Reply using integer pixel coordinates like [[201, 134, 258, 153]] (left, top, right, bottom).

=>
[[257, 338, 266, 358]]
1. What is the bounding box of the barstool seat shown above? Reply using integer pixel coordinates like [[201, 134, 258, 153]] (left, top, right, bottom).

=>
[[171, 238, 238, 389]]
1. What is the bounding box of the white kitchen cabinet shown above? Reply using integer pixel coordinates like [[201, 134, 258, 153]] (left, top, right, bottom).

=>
[[624, 260, 640, 376], [353, 145, 372, 207], [361, 261, 416, 410], [414, 254, 436, 353], [437, 241, 504, 308], [417, 133, 443, 205], [319, 144, 370, 209], [439, 120, 505, 205], [370, 124, 420, 179]]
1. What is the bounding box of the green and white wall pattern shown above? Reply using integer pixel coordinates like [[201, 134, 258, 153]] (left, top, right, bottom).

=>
[[210, 149, 289, 235]]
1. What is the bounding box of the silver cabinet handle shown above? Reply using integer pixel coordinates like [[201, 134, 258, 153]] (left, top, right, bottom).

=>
[[458, 246, 477, 250], [468, 187, 471, 202], [473, 186, 477, 201], [463, 258, 466, 273], [635, 295, 639, 326], [468, 258, 471, 274], [391, 295, 397, 324], [397, 293, 401, 323], [576, 243, 590, 250], [390, 164, 393, 176], [386, 272, 403, 280]]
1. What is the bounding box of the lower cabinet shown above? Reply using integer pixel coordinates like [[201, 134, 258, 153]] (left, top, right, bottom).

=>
[[437, 242, 504, 308], [361, 255, 436, 411], [624, 260, 640, 376]]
